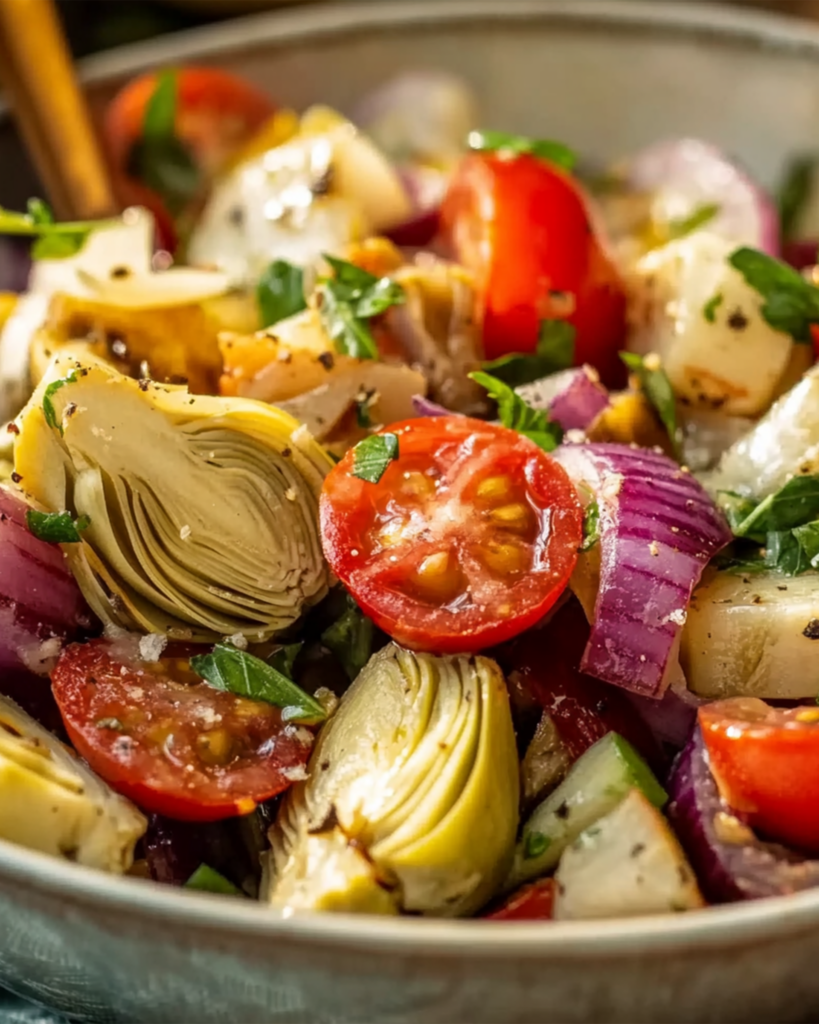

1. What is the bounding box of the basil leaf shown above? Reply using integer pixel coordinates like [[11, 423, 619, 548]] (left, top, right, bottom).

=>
[[581, 500, 600, 551], [778, 154, 817, 242], [667, 202, 720, 241], [702, 292, 723, 324], [42, 369, 79, 432], [763, 529, 812, 576], [482, 320, 575, 387], [318, 256, 404, 360], [26, 509, 90, 544], [732, 475, 819, 538], [256, 260, 306, 328], [143, 69, 177, 140], [351, 432, 399, 483], [322, 254, 379, 291], [185, 864, 243, 897], [619, 352, 681, 459], [468, 130, 576, 172], [716, 491, 759, 534], [469, 371, 563, 453], [321, 599, 374, 681], [268, 642, 302, 679], [728, 246, 819, 343], [190, 644, 326, 725], [792, 520, 819, 568]]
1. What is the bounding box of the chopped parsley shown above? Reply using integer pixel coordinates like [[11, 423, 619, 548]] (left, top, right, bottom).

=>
[[42, 369, 79, 432], [523, 830, 552, 860], [468, 130, 577, 172], [184, 864, 243, 897], [469, 371, 563, 453], [619, 352, 680, 459], [26, 509, 90, 544], [318, 255, 404, 360], [256, 259, 306, 328], [702, 292, 724, 324], [350, 432, 399, 483], [481, 320, 575, 387], [728, 246, 819, 343], [581, 500, 600, 552]]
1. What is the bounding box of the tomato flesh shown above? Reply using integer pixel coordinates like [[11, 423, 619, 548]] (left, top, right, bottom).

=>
[[320, 417, 582, 654], [699, 697, 819, 853], [441, 152, 628, 384], [51, 639, 311, 821], [484, 878, 555, 921]]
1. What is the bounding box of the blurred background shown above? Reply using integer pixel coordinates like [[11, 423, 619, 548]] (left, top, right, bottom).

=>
[[45, 1, 819, 59]]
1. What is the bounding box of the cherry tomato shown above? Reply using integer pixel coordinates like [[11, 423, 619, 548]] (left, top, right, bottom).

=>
[[320, 416, 582, 654], [483, 878, 555, 921], [506, 600, 665, 772], [699, 698, 819, 853], [51, 640, 311, 822], [440, 152, 628, 383]]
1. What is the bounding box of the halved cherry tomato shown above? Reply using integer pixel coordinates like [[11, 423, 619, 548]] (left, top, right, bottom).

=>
[[440, 152, 628, 383], [51, 640, 311, 822], [483, 878, 556, 921], [506, 600, 665, 772], [320, 416, 583, 654], [699, 697, 819, 853]]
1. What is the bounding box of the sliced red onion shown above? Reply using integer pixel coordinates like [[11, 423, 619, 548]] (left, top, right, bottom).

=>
[[783, 238, 817, 271], [553, 443, 732, 697], [625, 681, 703, 753], [411, 394, 453, 417], [517, 367, 610, 432], [667, 729, 819, 902], [625, 138, 779, 254]]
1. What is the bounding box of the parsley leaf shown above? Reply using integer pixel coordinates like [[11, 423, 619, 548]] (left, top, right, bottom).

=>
[[318, 255, 404, 360], [481, 320, 575, 387], [730, 475, 819, 539], [321, 598, 374, 681], [523, 830, 552, 860], [581, 500, 600, 551], [0, 203, 103, 261], [351, 432, 399, 483], [468, 130, 577, 172], [185, 864, 243, 897], [792, 520, 819, 568], [26, 509, 90, 544], [469, 371, 563, 452], [619, 352, 680, 459], [190, 644, 326, 725], [777, 154, 817, 242], [256, 260, 306, 328], [42, 369, 79, 432], [702, 292, 724, 324], [728, 246, 819, 343], [716, 491, 758, 534], [667, 202, 720, 241]]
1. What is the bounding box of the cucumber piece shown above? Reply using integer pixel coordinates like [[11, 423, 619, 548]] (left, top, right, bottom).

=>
[[505, 732, 666, 890], [553, 789, 705, 919]]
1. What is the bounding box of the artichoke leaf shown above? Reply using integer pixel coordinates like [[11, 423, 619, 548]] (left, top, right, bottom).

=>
[[0, 696, 145, 872], [14, 354, 332, 641], [266, 643, 519, 917]]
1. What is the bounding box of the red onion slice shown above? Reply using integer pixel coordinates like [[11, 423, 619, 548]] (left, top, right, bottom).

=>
[[411, 394, 452, 418], [517, 367, 610, 432], [667, 729, 819, 903], [626, 138, 779, 254], [553, 443, 732, 697]]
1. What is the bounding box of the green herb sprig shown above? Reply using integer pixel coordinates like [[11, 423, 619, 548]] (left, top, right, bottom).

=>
[[42, 369, 80, 432], [469, 371, 563, 453], [351, 432, 399, 483], [256, 260, 306, 328], [318, 255, 404, 360], [0, 201, 109, 260], [26, 510, 90, 544], [620, 352, 681, 459], [321, 598, 374, 682], [481, 320, 575, 387], [468, 130, 577, 172], [729, 246, 819, 343], [185, 864, 243, 897]]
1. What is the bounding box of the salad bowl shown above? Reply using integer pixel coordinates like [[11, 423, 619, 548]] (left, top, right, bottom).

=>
[[4, 1, 819, 1022]]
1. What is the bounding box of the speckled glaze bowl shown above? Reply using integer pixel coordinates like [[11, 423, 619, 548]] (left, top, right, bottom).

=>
[[3, 3, 819, 1021]]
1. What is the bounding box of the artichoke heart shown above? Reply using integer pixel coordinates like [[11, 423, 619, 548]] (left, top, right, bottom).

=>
[[14, 354, 332, 641], [0, 696, 145, 871], [265, 643, 519, 917]]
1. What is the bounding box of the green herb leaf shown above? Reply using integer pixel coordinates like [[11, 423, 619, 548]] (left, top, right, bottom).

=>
[[523, 830, 552, 860], [26, 509, 90, 544], [256, 260, 306, 328], [0, 204, 103, 261], [731, 475, 819, 538], [481, 320, 575, 387], [581, 500, 600, 551], [185, 864, 243, 897], [351, 432, 399, 483], [321, 598, 375, 681], [26, 198, 54, 226], [763, 529, 813, 576], [667, 202, 720, 241], [792, 520, 819, 568], [354, 387, 375, 429], [143, 69, 178, 140], [469, 371, 563, 452], [468, 130, 577, 172], [702, 292, 724, 324], [318, 256, 404, 360], [190, 644, 326, 725], [777, 154, 817, 242], [716, 491, 759, 534], [619, 352, 680, 458], [268, 642, 303, 679], [42, 369, 79, 432], [728, 246, 819, 343]]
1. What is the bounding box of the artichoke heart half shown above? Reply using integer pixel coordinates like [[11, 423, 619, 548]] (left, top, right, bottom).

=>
[[265, 643, 519, 917], [14, 354, 332, 641], [0, 696, 145, 871]]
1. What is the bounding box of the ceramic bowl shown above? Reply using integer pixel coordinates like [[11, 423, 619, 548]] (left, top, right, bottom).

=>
[[3, 3, 819, 1021]]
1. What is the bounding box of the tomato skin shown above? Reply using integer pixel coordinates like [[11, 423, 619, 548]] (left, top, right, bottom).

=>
[[506, 600, 665, 772], [320, 417, 582, 654], [699, 698, 819, 853], [51, 640, 311, 822], [441, 152, 628, 384], [483, 878, 555, 921]]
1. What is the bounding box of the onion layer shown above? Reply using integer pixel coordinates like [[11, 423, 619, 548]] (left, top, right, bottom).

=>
[[517, 367, 610, 432]]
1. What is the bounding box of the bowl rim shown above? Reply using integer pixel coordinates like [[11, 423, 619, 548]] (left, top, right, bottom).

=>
[[6, 0, 819, 956]]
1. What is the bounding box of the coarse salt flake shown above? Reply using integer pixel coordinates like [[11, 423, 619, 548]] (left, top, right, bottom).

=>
[[138, 633, 167, 663]]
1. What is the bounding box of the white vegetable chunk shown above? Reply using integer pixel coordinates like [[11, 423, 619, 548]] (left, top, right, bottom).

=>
[[0, 696, 146, 872], [626, 232, 808, 418], [554, 789, 704, 920], [682, 568, 819, 699]]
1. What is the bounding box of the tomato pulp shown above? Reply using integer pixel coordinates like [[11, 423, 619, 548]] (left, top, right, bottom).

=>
[[699, 697, 819, 853], [320, 416, 583, 654], [441, 152, 628, 384], [51, 640, 312, 821]]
